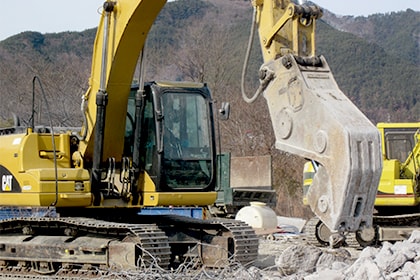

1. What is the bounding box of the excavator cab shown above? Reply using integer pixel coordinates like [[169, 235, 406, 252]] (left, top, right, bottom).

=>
[[123, 81, 217, 205]]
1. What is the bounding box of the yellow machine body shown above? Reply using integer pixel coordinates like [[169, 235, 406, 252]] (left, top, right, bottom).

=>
[[375, 122, 420, 206], [0, 131, 91, 207]]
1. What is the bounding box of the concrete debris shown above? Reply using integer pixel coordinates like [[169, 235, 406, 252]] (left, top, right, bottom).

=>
[[284, 230, 420, 280], [275, 244, 322, 275], [315, 248, 353, 272]]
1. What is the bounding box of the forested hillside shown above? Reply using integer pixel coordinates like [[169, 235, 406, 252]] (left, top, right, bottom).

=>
[[322, 8, 420, 65], [0, 0, 418, 218]]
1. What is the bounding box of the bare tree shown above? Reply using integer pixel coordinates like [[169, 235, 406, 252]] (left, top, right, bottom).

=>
[[168, 17, 236, 98], [0, 42, 91, 127]]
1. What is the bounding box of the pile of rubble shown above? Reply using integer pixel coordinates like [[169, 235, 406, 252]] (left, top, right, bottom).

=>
[[270, 230, 420, 279]]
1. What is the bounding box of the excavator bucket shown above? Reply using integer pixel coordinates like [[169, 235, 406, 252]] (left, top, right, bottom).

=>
[[262, 55, 382, 232]]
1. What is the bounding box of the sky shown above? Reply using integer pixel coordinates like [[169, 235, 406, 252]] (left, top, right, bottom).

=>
[[0, 0, 419, 41]]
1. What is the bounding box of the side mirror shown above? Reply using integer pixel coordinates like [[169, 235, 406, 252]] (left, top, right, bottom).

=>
[[218, 102, 230, 120]]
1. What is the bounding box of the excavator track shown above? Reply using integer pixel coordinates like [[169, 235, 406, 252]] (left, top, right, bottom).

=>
[[344, 214, 420, 247], [211, 219, 259, 264], [303, 217, 360, 248], [0, 215, 259, 277], [370, 213, 420, 243], [373, 213, 420, 226], [344, 232, 361, 248], [304, 214, 420, 249], [303, 217, 330, 247], [148, 215, 259, 266], [0, 217, 171, 276], [0, 268, 112, 279]]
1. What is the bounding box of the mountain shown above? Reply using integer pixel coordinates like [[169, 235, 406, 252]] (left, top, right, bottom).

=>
[[316, 19, 419, 122], [318, 8, 419, 122], [321, 8, 420, 65]]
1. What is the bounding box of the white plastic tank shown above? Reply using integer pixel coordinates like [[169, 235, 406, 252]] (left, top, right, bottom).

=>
[[235, 201, 277, 229]]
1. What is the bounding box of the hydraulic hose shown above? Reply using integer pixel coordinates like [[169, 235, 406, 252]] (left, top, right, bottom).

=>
[[32, 76, 59, 207], [241, 6, 261, 104]]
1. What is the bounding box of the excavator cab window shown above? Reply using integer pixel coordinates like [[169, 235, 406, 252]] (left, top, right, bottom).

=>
[[161, 91, 213, 190], [384, 128, 417, 162]]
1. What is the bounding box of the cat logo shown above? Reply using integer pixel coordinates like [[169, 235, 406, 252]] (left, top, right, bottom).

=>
[[2, 175, 13, 191]]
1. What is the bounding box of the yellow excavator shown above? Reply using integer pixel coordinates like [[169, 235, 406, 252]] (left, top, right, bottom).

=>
[[304, 122, 420, 246], [0, 0, 381, 275]]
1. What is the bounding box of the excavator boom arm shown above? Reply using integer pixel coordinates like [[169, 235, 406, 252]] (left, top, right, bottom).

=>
[[78, 0, 166, 163], [252, 0, 382, 232]]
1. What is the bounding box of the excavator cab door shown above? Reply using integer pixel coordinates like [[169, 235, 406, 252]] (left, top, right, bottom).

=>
[[133, 82, 217, 193]]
